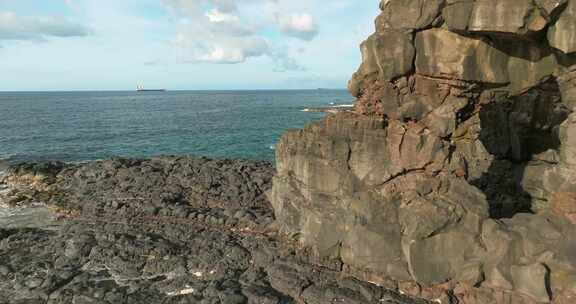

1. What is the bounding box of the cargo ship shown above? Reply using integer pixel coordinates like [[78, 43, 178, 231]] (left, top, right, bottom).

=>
[[137, 85, 166, 92]]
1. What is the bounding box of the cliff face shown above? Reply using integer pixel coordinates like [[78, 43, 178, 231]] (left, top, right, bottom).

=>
[[271, 1, 576, 303]]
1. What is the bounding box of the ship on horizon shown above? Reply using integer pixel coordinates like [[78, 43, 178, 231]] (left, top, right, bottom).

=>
[[136, 85, 166, 92]]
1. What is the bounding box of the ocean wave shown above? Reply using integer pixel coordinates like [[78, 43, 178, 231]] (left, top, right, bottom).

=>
[[0, 154, 100, 167], [331, 104, 354, 108], [302, 103, 355, 113], [1, 154, 71, 164]]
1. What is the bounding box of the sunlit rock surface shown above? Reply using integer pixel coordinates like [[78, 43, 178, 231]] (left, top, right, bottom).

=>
[[272, 1, 576, 303]]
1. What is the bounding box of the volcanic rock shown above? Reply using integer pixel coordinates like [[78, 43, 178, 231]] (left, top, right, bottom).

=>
[[272, 1, 576, 303], [0, 157, 426, 304]]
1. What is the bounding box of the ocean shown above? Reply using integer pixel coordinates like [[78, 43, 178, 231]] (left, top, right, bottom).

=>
[[0, 90, 352, 164]]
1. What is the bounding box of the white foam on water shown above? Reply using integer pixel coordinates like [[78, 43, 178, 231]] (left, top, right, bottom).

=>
[[330, 104, 354, 108]]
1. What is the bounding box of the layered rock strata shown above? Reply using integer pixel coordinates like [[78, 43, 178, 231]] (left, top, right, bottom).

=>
[[271, 1, 576, 303], [0, 158, 425, 304]]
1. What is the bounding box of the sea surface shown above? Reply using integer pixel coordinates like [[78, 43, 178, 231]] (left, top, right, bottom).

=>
[[0, 90, 352, 164]]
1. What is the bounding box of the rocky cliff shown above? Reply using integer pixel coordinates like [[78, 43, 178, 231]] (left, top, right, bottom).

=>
[[271, 1, 576, 303]]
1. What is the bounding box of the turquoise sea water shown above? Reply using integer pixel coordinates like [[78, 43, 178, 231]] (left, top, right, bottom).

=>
[[0, 90, 352, 163]]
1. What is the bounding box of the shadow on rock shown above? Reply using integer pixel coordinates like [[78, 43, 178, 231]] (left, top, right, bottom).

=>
[[473, 78, 570, 218]]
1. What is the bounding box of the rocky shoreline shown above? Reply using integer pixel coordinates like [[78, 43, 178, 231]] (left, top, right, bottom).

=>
[[2, 1, 576, 303], [0, 157, 427, 304]]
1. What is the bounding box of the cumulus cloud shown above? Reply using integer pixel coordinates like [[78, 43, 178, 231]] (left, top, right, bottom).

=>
[[0, 11, 91, 42], [163, 0, 316, 69], [174, 31, 269, 64], [278, 13, 318, 41]]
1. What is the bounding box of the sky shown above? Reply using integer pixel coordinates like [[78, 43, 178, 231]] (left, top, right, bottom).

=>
[[0, 0, 379, 91]]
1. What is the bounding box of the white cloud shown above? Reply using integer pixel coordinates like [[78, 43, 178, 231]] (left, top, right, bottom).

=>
[[173, 31, 269, 64], [278, 13, 318, 41], [0, 0, 382, 90], [207, 9, 256, 37], [206, 9, 238, 23], [0, 11, 91, 42], [162, 0, 316, 69]]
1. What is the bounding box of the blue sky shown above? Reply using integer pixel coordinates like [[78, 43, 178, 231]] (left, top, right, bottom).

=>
[[0, 0, 379, 91]]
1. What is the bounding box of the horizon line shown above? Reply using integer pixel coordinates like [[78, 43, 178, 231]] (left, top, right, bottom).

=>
[[0, 88, 348, 93]]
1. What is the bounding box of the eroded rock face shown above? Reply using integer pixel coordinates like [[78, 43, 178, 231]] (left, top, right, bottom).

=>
[[272, 1, 576, 303]]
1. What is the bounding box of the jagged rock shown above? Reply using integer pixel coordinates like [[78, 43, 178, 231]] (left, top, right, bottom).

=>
[[272, 1, 576, 303], [377, 0, 444, 31]]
